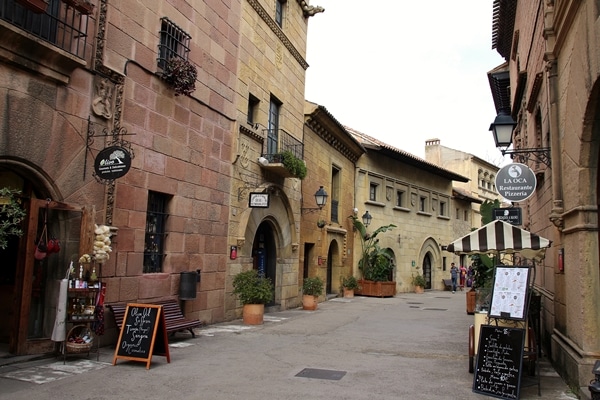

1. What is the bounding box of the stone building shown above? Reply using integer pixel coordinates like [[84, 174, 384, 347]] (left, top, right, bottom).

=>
[[347, 128, 469, 293], [488, 0, 600, 394], [300, 102, 365, 297], [225, 1, 323, 318], [0, 0, 238, 354]]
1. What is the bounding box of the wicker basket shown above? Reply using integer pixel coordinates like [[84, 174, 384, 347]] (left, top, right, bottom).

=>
[[66, 325, 94, 354]]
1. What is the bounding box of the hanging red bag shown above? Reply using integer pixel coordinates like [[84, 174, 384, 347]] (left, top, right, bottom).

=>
[[47, 237, 60, 254]]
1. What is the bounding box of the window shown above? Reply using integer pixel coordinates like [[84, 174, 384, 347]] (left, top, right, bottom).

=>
[[266, 96, 281, 158], [440, 201, 446, 216], [331, 166, 340, 223], [157, 17, 191, 70], [396, 190, 404, 207], [275, 0, 286, 27], [247, 94, 259, 125], [464, 210, 469, 221], [419, 196, 427, 212], [369, 183, 378, 201], [144, 191, 170, 273], [456, 208, 460, 219]]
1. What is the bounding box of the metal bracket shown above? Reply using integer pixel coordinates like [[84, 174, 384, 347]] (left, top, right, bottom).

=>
[[501, 148, 551, 167]]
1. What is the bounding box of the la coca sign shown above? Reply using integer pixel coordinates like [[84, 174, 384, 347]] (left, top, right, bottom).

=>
[[495, 163, 537, 202]]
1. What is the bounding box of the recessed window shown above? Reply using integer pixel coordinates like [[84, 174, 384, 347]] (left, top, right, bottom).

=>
[[464, 210, 469, 221], [369, 183, 378, 201], [157, 17, 191, 70], [396, 190, 404, 207], [456, 208, 460, 219], [419, 196, 427, 212], [440, 201, 446, 216], [275, 0, 286, 27], [144, 191, 170, 273], [247, 94, 259, 125]]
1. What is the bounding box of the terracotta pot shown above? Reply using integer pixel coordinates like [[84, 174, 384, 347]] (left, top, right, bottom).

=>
[[343, 288, 354, 298], [466, 288, 476, 315], [242, 303, 264, 325], [355, 279, 396, 297], [414, 286, 424, 294], [302, 294, 318, 310]]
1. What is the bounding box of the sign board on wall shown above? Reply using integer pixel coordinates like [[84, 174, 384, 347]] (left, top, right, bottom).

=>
[[493, 208, 522, 225], [495, 163, 536, 202], [249, 193, 269, 208]]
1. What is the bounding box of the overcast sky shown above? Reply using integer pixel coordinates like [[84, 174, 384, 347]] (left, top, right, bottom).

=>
[[305, 1, 507, 164]]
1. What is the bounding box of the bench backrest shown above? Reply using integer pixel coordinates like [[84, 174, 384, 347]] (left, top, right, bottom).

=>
[[108, 299, 184, 329]]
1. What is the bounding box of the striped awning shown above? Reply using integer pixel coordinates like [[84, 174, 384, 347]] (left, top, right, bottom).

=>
[[446, 220, 551, 260]]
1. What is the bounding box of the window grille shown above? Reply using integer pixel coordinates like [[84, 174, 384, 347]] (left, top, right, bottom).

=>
[[157, 17, 191, 70], [144, 191, 169, 273]]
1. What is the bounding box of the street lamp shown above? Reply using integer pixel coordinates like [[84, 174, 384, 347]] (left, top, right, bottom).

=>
[[489, 110, 551, 167], [362, 211, 372, 227], [301, 186, 328, 214]]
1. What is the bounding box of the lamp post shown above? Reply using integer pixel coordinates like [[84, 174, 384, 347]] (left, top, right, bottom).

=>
[[362, 211, 372, 227]]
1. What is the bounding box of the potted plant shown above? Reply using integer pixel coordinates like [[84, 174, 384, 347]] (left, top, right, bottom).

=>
[[162, 57, 198, 96], [341, 275, 360, 298], [302, 276, 323, 310], [232, 270, 273, 325], [349, 215, 397, 297], [281, 150, 307, 180], [411, 272, 426, 294], [0, 188, 26, 250]]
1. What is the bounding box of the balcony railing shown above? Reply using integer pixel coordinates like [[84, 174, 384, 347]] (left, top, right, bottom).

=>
[[0, 0, 90, 59], [261, 128, 304, 162]]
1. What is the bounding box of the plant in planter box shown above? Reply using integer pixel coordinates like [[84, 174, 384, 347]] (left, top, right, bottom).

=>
[[349, 215, 396, 282], [302, 276, 323, 310], [281, 150, 307, 180], [0, 188, 26, 250], [162, 57, 198, 96], [232, 269, 273, 325]]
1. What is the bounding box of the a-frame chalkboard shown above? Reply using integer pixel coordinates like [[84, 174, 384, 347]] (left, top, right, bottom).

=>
[[473, 325, 526, 399], [112, 303, 171, 369]]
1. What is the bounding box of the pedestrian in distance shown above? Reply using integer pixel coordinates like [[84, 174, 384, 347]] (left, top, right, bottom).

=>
[[450, 263, 459, 293], [459, 264, 467, 291]]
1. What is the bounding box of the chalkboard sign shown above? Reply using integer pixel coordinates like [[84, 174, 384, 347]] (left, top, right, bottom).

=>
[[473, 325, 525, 399], [112, 303, 170, 369]]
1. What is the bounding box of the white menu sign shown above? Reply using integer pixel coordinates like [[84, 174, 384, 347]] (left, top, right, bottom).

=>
[[489, 266, 530, 320]]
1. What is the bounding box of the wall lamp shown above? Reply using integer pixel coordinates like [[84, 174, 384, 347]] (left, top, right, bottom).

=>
[[301, 186, 328, 214], [490, 110, 551, 167], [362, 210, 372, 227]]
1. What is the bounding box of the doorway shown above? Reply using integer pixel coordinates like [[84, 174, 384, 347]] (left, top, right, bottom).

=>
[[252, 221, 277, 306], [422, 252, 432, 289]]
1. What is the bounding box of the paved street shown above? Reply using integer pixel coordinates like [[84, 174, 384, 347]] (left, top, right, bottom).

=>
[[0, 291, 577, 399]]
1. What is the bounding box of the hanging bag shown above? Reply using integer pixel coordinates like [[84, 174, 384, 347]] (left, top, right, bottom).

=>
[[34, 223, 48, 260]]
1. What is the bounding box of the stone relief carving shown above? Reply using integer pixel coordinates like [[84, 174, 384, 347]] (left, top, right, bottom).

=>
[[92, 77, 114, 119]]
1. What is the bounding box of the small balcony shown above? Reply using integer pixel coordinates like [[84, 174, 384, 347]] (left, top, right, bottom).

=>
[[259, 129, 305, 179], [0, 0, 91, 83]]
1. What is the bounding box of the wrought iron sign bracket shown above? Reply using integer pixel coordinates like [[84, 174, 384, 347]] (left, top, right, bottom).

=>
[[502, 147, 551, 167]]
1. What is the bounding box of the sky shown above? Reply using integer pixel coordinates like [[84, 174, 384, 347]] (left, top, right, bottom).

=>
[[304, 1, 507, 165]]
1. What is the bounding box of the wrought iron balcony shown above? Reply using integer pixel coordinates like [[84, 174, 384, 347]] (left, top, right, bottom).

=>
[[259, 128, 305, 179]]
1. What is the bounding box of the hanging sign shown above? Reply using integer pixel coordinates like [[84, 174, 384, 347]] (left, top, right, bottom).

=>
[[495, 163, 536, 202], [112, 303, 170, 369], [493, 207, 522, 225], [249, 192, 269, 208], [94, 146, 132, 180]]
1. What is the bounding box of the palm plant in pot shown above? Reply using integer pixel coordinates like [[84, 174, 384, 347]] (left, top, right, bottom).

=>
[[232, 269, 273, 325], [302, 276, 323, 310], [341, 275, 360, 298]]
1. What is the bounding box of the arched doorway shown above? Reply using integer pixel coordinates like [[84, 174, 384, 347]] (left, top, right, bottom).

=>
[[422, 252, 432, 289], [252, 221, 277, 305], [326, 240, 340, 294]]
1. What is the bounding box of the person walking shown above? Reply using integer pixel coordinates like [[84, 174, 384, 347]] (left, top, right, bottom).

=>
[[450, 263, 459, 293]]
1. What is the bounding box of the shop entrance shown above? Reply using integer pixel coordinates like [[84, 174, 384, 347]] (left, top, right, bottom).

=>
[[252, 221, 277, 306], [1, 170, 89, 355]]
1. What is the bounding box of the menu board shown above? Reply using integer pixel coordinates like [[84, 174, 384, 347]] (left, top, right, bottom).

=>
[[473, 326, 525, 399], [489, 266, 530, 320], [112, 303, 170, 369]]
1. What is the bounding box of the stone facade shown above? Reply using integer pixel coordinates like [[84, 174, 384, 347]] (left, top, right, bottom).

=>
[[489, 0, 600, 394], [347, 128, 469, 293]]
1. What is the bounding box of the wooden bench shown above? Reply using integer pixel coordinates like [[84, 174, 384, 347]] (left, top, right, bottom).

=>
[[442, 279, 453, 291], [107, 299, 205, 338]]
